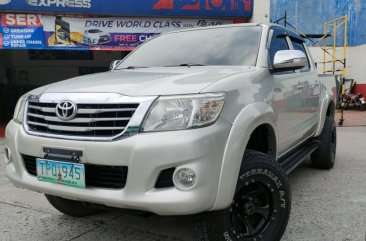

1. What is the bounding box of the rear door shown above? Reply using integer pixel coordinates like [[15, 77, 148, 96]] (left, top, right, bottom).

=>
[[290, 38, 320, 135]]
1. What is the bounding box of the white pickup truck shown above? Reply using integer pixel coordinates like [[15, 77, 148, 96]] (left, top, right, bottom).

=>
[[5, 23, 336, 241]]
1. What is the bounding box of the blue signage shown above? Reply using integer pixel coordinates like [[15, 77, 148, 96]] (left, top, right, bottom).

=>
[[0, 26, 44, 49], [0, 13, 45, 49], [0, 0, 253, 18]]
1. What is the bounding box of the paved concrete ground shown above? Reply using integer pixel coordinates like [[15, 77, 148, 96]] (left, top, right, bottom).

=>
[[1, 127, 366, 241], [335, 110, 366, 127]]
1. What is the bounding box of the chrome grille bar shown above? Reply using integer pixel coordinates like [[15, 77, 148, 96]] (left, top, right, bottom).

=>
[[28, 121, 126, 132], [28, 104, 137, 114], [27, 113, 131, 123], [28, 105, 55, 113], [77, 108, 137, 114]]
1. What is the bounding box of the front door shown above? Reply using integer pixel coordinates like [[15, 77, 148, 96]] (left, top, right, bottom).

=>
[[268, 28, 307, 156]]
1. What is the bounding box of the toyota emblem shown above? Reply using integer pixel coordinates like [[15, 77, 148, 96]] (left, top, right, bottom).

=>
[[56, 100, 77, 121]]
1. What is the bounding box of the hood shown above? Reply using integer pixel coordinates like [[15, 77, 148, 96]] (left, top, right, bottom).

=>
[[40, 66, 254, 96]]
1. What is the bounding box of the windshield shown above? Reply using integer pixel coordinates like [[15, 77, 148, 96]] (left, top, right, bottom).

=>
[[88, 29, 103, 33], [117, 26, 262, 69]]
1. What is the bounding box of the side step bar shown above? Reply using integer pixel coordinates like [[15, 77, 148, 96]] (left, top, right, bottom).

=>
[[279, 139, 321, 174]]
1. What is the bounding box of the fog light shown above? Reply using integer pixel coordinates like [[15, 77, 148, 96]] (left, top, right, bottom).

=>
[[174, 168, 197, 190], [4, 146, 12, 164]]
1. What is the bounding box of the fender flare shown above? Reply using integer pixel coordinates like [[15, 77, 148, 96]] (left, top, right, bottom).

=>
[[211, 102, 277, 210], [314, 87, 335, 137]]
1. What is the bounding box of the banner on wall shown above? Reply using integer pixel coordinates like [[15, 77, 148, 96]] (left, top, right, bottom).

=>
[[0, 14, 45, 49], [0, 13, 233, 50], [0, 0, 253, 18]]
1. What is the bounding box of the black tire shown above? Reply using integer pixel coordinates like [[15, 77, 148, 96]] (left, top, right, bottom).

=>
[[311, 116, 337, 169], [45, 194, 103, 217], [194, 150, 291, 241], [360, 103, 366, 111]]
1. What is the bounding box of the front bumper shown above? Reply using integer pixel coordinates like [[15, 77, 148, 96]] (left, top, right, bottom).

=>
[[5, 118, 231, 215]]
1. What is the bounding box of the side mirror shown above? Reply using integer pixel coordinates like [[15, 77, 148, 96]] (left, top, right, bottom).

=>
[[110, 60, 122, 70], [273, 50, 308, 72]]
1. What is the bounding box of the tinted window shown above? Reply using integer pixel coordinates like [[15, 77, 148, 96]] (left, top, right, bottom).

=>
[[117, 26, 262, 68], [292, 40, 305, 52], [269, 33, 289, 64], [89, 29, 102, 33], [291, 39, 310, 70]]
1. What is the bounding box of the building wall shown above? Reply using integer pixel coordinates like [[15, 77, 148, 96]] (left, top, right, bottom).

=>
[[0, 51, 11, 85], [271, 0, 366, 92], [250, 0, 270, 23], [270, 0, 366, 46], [309, 45, 366, 94], [7, 50, 121, 86]]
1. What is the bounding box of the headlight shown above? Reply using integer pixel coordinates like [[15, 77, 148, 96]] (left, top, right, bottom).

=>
[[13, 95, 28, 124], [143, 93, 225, 132]]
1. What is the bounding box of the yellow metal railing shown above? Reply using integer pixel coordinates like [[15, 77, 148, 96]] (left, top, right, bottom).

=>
[[277, 15, 348, 77], [322, 16, 348, 77], [272, 14, 349, 125], [321, 16, 348, 125]]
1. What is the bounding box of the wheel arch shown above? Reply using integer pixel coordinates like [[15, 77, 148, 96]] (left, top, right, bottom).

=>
[[315, 98, 336, 137], [326, 100, 336, 119], [211, 102, 278, 211], [246, 123, 277, 160]]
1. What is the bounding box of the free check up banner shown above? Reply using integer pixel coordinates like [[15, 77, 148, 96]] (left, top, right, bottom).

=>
[[0, 13, 233, 50]]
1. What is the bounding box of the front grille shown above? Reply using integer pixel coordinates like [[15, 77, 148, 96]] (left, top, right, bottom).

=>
[[26, 101, 139, 138], [23, 155, 128, 189], [155, 168, 175, 188], [23, 155, 37, 176], [85, 164, 127, 189]]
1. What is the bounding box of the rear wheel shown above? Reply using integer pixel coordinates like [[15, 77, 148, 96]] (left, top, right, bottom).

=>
[[195, 150, 291, 241], [311, 116, 337, 169], [45, 194, 103, 217], [360, 103, 366, 111]]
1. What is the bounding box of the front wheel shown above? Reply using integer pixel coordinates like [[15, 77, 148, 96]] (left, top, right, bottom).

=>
[[195, 150, 291, 241]]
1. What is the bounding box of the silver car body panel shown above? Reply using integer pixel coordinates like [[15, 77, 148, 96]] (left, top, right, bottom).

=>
[[42, 66, 254, 96]]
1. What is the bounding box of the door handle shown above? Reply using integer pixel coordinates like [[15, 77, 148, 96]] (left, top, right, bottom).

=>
[[274, 87, 283, 93], [296, 83, 304, 90]]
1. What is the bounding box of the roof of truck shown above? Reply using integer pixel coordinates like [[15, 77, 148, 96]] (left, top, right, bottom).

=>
[[162, 23, 305, 42]]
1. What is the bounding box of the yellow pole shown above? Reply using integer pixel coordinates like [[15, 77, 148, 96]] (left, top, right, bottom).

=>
[[333, 20, 337, 75], [323, 22, 327, 74], [343, 15, 347, 77], [324, 16, 347, 24]]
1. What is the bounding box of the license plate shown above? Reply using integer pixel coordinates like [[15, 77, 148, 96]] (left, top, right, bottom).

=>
[[36, 158, 85, 189]]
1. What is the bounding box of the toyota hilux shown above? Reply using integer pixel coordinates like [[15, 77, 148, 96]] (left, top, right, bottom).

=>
[[5, 23, 336, 241]]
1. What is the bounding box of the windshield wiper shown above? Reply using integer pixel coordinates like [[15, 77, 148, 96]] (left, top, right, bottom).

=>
[[119, 66, 148, 70], [164, 63, 206, 67]]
